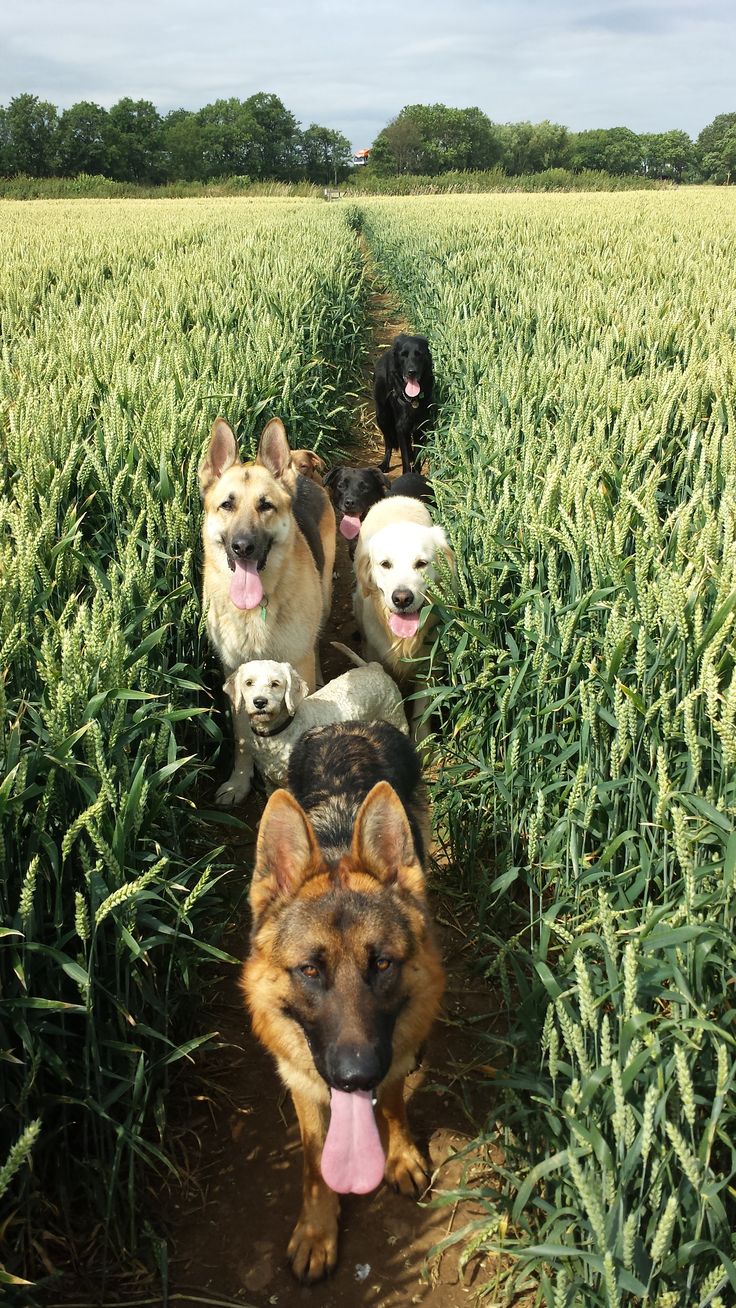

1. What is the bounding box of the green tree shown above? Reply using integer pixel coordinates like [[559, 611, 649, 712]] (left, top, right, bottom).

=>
[[162, 109, 206, 181], [0, 106, 10, 173], [697, 112, 736, 181], [108, 98, 164, 183], [56, 101, 112, 177], [640, 129, 694, 181], [570, 126, 642, 175], [719, 126, 736, 183], [370, 113, 424, 174], [299, 124, 352, 184], [3, 94, 58, 176], [244, 93, 299, 179], [198, 98, 259, 177], [496, 120, 570, 174], [370, 103, 500, 175]]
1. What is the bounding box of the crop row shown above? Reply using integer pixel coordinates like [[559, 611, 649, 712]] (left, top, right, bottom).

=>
[[359, 192, 736, 1307], [0, 197, 366, 1284]]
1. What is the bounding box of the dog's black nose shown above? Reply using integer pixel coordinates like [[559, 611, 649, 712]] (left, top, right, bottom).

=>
[[231, 535, 256, 560], [392, 587, 414, 610], [329, 1044, 383, 1093], [343, 498, 355, 512], [252, 696, 268, 710]]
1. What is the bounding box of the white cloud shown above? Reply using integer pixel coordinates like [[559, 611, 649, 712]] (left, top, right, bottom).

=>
[[0, 0, 733, 147]]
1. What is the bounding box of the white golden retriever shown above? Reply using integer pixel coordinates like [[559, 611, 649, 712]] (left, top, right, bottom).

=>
[[353, 496, 454, 737]]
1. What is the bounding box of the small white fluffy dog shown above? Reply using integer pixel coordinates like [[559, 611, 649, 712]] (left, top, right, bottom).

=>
[[353, 497, 454, 726], [217, 644, 408, 801]]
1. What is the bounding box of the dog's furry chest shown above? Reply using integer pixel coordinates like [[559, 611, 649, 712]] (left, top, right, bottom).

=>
[[205, 587, 315, 677]]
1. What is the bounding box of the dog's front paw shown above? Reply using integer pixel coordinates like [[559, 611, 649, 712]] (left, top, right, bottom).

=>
[[384, 1139, 430, 1196], [287, 1217, 338, 1283], [215, 775, 251, 806]]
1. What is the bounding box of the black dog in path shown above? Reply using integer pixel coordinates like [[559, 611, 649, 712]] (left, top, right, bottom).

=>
[[373, 334, 434, 476], [324, 465, 434, 556]]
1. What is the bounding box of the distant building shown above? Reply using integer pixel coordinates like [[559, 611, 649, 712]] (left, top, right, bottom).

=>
[[353, 149, 370, 166]]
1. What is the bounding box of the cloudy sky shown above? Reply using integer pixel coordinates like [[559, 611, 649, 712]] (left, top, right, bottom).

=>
[[1, 0, 733, 150]]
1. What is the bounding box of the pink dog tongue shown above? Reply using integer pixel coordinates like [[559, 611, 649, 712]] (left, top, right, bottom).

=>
[[321, 1089, 385, 1195], [389, 611, 420, 638], [339, 514, 362, 540], [230, 560, 263, 611], [404, 378, 421, 398]]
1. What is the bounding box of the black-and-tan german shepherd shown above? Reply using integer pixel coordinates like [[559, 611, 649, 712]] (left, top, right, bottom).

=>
[[199, 416, 336, 804], [242, 722, 444, 1283]]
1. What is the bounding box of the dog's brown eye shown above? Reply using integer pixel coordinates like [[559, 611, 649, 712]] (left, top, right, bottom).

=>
[[379, 560, 391, 570], [257, 498, 273, 513], [299, 963, 320, 980], [375, 957, 392, 973], [270, 681, 281, 689], [219, 498, 234, 512], [245, 678, 253, 687]]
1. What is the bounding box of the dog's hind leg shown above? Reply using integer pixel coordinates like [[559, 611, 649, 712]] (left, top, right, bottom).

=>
[[287, 1090, 340, 1283], [375, 405, 395, 473], [376, 1076, 430, 1196], [396, 423, 414, 477]]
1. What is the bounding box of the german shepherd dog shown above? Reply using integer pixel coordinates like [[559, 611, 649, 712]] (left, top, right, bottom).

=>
[[199, 416, 336, 804], [374, 333, 434, 475], [242, 722, 444, 1282]]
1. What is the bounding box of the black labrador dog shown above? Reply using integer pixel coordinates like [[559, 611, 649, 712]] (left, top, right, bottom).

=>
[[388, 472, 434, 506], [324, 465, 435, 556], [324, 465, 390, 554], [373, 334, 434, 475]]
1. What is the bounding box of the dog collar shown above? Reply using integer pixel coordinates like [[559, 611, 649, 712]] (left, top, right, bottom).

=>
[[395, 388, 424, 409], [250, 714, 295, 738]]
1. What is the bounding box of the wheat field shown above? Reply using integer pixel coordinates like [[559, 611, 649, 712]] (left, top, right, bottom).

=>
[[1, 192, 734, 1305]]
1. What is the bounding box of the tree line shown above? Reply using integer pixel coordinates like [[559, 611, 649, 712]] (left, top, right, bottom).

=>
[[0, 93, 353, 185], [1, 92, 735, 186], [370, 106, 736, 183]]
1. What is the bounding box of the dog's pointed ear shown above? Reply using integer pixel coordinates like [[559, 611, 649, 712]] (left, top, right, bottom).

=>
[[199, 418, 238, 496], [351, 781, 425, 895], [258, 418, 291, 480], [251, 789, 321, 917], [284, 665, 309, 716], [223, 669, 243, 712]]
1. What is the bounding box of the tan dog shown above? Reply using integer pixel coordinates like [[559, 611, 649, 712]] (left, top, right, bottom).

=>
[[288, 448, 326, 486], [353, 496, 454, 738], [199, 416, 336, 803], [243, 722, 444, 1283]]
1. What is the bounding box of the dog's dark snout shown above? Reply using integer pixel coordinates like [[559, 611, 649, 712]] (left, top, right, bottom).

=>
[[231, 535, 256, 560], [252, 695, 268, 710], [330, 1044, 383, 1093], [392, 587, 414, 610]]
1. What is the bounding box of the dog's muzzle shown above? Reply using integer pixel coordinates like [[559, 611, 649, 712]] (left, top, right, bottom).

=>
[[391, 587, 416, 611], [226, 533, 272, 573]]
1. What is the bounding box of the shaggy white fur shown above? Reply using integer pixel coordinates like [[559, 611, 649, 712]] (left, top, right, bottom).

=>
[[220, 645, 408, 798]]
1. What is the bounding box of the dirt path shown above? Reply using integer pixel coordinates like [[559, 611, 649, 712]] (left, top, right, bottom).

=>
[[159, 260, 502, 1308]]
